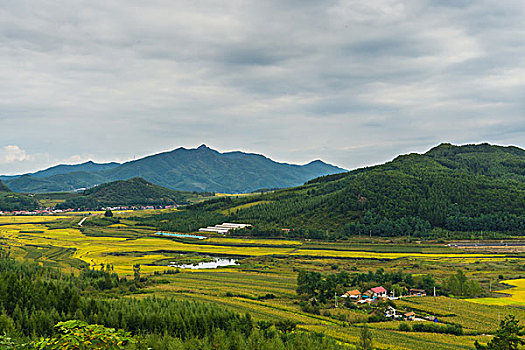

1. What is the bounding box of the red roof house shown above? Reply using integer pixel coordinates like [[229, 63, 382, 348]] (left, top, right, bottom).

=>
[[370, 286, 387, 298]]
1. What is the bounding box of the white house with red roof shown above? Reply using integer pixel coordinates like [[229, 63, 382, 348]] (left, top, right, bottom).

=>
[[370, 286, 387, 298]]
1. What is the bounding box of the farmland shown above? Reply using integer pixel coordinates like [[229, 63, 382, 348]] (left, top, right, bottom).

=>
[[0, 214, 524, 349], [468, 279, 525, 306]]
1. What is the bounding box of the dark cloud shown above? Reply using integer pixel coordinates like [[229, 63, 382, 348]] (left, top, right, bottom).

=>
[[0, 0, 524, 174]]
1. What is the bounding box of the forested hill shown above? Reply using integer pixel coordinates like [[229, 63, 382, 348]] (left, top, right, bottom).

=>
[[3, 145, 345, 193], [56, 177, 199, 209], [145, 143, 525, 237], [0, 180, 10, 192], [0, 180, 39, 211]]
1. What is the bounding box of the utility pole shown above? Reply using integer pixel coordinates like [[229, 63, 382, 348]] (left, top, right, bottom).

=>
[[334, 292, 338, 308], [434, 286, 436, 297]]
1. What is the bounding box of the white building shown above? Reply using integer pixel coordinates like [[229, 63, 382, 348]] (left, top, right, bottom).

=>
[[198, 223, 251, 234]]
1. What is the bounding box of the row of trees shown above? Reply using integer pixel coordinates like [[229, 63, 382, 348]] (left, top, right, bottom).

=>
[[297, 268, 483, 303]]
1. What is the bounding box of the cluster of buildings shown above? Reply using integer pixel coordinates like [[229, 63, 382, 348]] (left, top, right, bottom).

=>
[[0, 209, 65, 216], [341, 286, 427, 303], [198, 223, 251, 234], [341, 286, 430, 321], [0, 205, 181, 216]]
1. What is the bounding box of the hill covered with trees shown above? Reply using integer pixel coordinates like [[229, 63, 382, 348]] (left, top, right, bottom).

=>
[[139, 143, 525, 238], [0, 180, 39, 211], [0, 180, 10, 192], [56, 177, 200, 209]]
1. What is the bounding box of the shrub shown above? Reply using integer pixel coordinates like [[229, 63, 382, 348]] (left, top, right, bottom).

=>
[[412, 322, 463, 335], [398, 323, 411, 332]]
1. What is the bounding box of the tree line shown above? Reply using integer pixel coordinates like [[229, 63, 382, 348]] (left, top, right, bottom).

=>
[[0, 252, 348, 349]]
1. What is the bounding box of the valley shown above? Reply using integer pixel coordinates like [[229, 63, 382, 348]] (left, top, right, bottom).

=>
[[1, 212, 525, 349]]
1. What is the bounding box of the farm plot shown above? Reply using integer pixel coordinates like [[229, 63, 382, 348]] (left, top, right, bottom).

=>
[[396, 296, 525, 333], [467, 278, 525, 306]]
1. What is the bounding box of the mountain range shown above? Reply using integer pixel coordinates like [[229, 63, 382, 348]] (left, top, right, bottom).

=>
[[1, 145, 345, 194]]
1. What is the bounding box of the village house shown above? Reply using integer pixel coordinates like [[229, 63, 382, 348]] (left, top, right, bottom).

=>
[[370, 286, 387, 298], [409, 288, 427, 297], [404, 311, 416, 321], [385, 306, 401, 319], [341, 289, 361, 299], [362, 290, 373, 299]]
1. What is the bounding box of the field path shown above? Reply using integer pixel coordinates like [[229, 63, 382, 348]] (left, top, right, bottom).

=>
[[78, 217, 88, 226]]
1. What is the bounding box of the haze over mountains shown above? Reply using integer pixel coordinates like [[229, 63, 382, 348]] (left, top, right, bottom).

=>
[[1, 145, 345, 194]]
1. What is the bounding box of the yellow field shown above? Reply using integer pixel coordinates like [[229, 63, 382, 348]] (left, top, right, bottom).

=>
[[467, 279, 525, 306], [291, 248, 502, 261], [0, 219, 296, 275], [206, 237, 302, 246], [107, 223, 129, 228], [0, 215, 517, 282], [0, 216, 68, 223]]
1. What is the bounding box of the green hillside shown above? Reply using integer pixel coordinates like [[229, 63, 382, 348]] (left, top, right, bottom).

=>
[[56, 177, 200, 209], [0, 180, 39, 211], [4, 145, 345, 193], [0, 180, 11, 192], [140, 143, 525, 237]]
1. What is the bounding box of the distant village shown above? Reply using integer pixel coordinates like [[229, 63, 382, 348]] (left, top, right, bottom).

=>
[[0, 205, 180, 216], [340, 286, 431, 321]]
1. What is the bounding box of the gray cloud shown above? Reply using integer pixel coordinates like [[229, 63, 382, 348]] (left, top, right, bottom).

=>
[[1, 0, 524, 174]]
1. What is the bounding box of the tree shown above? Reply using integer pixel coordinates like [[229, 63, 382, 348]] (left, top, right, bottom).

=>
[[104, 210, 113, 218], [133, 264, 141, 282], [31, 320, 135, 349], [475, 315, 525, 350], [357, 324, 373, 350]]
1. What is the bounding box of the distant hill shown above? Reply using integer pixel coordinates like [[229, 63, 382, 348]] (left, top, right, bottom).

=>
[[4, 172, 108, 193], [0, 180, 39, 211], [0, 180, 10, 192], [148, 143, 525, 237], [0, 161, 120, 181], [3, 145, 345, 193], [56, 177, 200, 209]]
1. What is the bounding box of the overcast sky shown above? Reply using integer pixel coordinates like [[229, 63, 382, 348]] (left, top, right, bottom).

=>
[[1, 0, 524, 174]]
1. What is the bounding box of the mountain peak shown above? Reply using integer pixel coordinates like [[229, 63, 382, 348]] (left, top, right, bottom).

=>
[[197, 144, 210, 150]]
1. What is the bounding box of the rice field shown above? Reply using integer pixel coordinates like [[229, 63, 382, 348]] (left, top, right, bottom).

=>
[[290, 248, 503, 261], [0, 215, 69, 224]]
